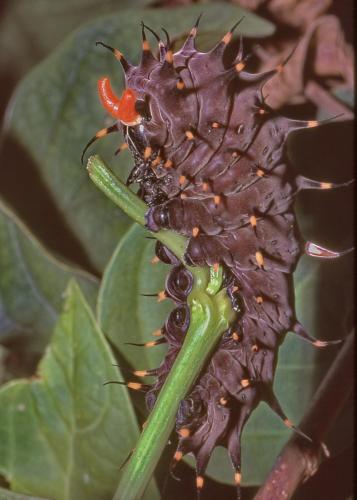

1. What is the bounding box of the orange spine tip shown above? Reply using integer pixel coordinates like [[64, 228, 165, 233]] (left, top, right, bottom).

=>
[[185, 130, 195, 140], [196, 476, 204, 489], [235, 61, 245, 72], [320, 182, 332, 189], [192, 227, 200, 237], [213, 262, 219, 273], [157, 291, 166, 302], [152, 329, 162, 337], [214, 195, 221, 205], [256, 168, 265, 177], [144, 146, 152, 159], [308, 120, 318, 128], [241, 379, 250, 387], [179, 175, 187, 185], [151, 256, 160, 264], [176, 80, 185, 90], [174, 451, 183, 461], [234, 472, 242, 485], [164, 159, 173, 168], [133, 370, 147, 377], [232, 332, 240, 341], [202, 182, 210, 192], [127, 382, 142, 390], [249, 215, 257, 227], [219, 397, 228, 406], [178, 427, 190, 438], [96, 128, 109, 138], [222, 31, 233, 45], [255, 251, 264, 268], [284, 418, 294, 428], [165, 51, 173, 64], [255, 296, 263, 304], [113, 49, 123, 61], [251, 344, 259, 352], [145, 341, 157, 348]]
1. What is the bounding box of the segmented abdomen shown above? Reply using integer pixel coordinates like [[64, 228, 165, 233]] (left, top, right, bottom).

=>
[[87, 18, 350, 497]]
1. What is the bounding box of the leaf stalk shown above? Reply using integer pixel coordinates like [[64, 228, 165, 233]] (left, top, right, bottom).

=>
[[87, 155, 235, 500]]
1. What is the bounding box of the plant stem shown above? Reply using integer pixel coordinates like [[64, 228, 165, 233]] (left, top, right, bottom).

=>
[[115, 289, 231, 500], [87, 156, 185, 262], [87, 155, 235, 499]]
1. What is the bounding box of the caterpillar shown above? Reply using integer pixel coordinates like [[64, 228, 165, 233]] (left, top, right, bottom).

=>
[[82, 17, 352, 498]]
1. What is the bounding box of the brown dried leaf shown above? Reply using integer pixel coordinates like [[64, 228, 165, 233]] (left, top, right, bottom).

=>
[[312, 15, 354, 86], [258, 15, 353, 109], [232, 0, 266, 9], [267, 0, 332, 29]]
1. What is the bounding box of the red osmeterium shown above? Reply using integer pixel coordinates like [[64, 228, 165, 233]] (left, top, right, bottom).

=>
[[97, 77, 141, 126]]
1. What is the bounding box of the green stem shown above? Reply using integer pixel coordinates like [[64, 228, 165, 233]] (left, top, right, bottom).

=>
[[87, 155, 205, 282], [116, 289, 231, 500], [87, 155, 234, 500]]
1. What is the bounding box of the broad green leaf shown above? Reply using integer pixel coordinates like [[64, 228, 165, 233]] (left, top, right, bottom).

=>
[[0, 199, 98, 352], [4, 4, 274, 271], [98, 224, 172, 373], [0, 0, 153, 79], [0, 281, 160, 500], [0, 486, 48, 500]]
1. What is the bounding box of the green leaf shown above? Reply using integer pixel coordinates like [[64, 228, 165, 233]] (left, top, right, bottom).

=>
[[0, 281, 159, 500], [0, 486, 48, 500], [4, 4, 274, 271], [332, 87, 354, 109], [0, 199, 98, 352], [98, 224, 172, 373], [0, 0, 153, 79]]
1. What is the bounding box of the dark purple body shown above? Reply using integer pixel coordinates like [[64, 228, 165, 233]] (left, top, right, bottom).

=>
[[94, 23, 346, 495]]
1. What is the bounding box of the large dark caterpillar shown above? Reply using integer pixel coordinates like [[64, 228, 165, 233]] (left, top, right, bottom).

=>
[[83, 17, 351, 498]]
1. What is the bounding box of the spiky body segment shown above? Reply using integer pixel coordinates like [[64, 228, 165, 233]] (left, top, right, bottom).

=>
[[88, 18, 350, 498]]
